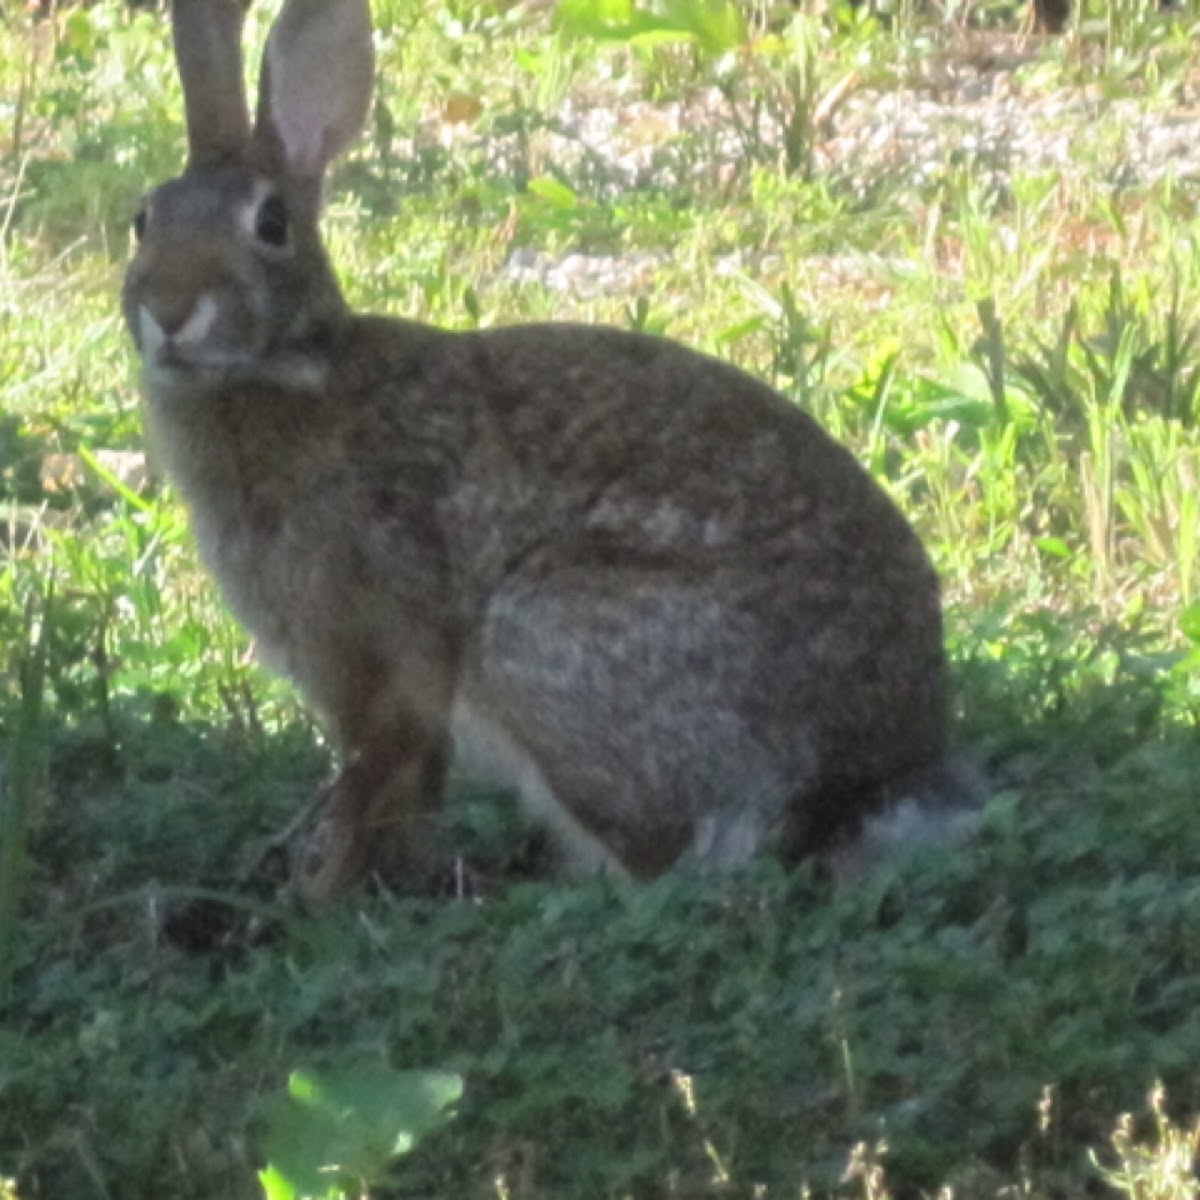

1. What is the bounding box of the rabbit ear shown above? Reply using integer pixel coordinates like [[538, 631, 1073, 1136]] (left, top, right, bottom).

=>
[[252, 0, 374, 188], [172, 0, 253, 168]]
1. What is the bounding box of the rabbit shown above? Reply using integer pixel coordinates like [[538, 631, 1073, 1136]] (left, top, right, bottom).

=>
[[122, 0, 965, 904]]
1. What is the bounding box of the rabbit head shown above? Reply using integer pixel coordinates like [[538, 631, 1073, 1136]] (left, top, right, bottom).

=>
[[122, 0, 373, 388]]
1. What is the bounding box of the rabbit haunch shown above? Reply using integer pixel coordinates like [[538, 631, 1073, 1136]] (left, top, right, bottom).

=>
[[122, 0, 960, 899]]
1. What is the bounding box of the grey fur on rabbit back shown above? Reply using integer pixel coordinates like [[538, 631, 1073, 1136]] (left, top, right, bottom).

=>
[[123, 0, 960, 900]]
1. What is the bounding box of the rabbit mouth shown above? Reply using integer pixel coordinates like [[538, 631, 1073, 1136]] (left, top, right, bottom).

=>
[[135, 298, 325, 390], [165, 343, 245, 369], [146, 343, 254, 378], [143, 341, 328, 393]]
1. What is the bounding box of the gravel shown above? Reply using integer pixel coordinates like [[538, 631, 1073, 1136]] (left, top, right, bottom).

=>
[[478, 34, 1200, 294]]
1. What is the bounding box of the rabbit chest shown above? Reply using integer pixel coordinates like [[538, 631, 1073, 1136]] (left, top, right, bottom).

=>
[[144, 375, 456, 698]]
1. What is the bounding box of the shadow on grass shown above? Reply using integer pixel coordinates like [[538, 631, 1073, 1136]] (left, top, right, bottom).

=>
[[3, 610, 1200, 1199]]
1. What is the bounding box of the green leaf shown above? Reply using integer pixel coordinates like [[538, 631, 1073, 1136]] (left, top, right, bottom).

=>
[[257, 1165, 297, 1200], [555, 0, 637, 41], [1179, 604, 1200, 645], [1036, 537, 1072, 559], [526, 176, 579, 210], [715, 316, 768, 346], [78, 444, 153, 513], [555, 0, 744, 54], [659, 0, 745, 54], [261, 1064, 462, 1200]]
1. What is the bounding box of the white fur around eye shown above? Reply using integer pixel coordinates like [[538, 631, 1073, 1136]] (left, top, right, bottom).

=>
[[239, 179, 273, 237], [239, 180, 293, 255]]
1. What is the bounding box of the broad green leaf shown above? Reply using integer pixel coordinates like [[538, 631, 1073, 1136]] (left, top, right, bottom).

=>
[[555, 0, 636, 40], [555, 0, 744, 54], [261, 1065, 462, 1200]]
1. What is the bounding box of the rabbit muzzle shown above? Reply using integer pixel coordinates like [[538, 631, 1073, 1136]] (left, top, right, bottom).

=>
[[138, 292, 218, 366], [127, 252, 266, 373]]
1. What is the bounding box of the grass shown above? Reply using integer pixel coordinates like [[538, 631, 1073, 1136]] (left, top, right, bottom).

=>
[[4, 0, 1200, 1196]]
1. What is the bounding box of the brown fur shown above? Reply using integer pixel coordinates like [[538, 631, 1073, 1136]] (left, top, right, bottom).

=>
[[123, 0, 953, 901]]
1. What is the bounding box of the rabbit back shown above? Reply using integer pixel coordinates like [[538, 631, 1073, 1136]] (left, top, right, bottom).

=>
[[401, 322, 950, 873]]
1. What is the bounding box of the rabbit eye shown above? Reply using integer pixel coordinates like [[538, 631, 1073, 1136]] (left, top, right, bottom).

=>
[[132, 207, 147, 242], [254, 193, 289, 248]]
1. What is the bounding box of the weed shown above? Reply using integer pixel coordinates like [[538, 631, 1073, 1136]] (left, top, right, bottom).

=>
[[1092, 1083, 1200, 1200], [0, 589, 51, 1009]]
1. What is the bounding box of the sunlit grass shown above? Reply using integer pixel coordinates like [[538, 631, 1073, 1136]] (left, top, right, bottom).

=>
[[4, 0, 1200, 1195]]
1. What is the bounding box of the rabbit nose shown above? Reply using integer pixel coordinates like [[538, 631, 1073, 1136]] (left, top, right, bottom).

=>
[[138, 292, 220, 356]]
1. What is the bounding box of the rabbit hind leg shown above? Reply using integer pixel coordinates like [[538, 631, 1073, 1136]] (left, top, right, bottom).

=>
[[450, 697, 632, 879]]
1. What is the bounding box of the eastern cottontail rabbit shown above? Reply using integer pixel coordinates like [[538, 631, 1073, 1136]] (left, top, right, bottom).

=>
[[123, 0, 961, 902]]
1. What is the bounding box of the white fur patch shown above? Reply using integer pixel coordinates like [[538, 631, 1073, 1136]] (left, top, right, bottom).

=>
[[172, 292, 220, 345], [138, 304, 166, 361], [449, 697, 627, 878], [685, 810, 768, 868], [824, 795, 983, 885]]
